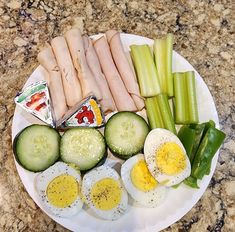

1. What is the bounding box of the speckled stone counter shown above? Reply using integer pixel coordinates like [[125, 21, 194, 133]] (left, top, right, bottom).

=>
[[0, 0, 234, 231]]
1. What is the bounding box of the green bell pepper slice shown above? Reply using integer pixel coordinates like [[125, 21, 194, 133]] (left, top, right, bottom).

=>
[[178, 126, 196, 162], [189, 123, 206, 163], [191, 127, 226, 179], [183, 176, 199, 189]]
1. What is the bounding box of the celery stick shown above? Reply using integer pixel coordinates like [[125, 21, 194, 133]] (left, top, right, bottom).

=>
[[145, 97, 164, 129], [153, 33, 174, 97], [130, 46, 150, 96], [185, 71, 199, 123], [166, 34, 174, 97], [183, 73, 189, 123], [153, 97, 165, 128], [154, 39, 166, 93], [156, 93, 176, 134], [130, 45, 161, 97], [168, 98, 174, 116], [173, 73, 187, 124]]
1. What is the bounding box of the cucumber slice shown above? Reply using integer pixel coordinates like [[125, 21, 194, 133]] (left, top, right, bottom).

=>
[[14, 125, 60, 172], [105, 112, 149, 159], [60, 128, 106, 171]]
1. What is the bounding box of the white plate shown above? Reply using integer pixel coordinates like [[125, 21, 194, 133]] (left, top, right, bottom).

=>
[[12, 33, 219, 232]]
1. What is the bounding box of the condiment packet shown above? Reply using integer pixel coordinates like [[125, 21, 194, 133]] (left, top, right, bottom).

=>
[[56, 95, 105, 128], [15, 81, 55, 127]]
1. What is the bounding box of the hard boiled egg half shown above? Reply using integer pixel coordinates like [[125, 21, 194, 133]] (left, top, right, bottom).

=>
[[121, 154, 167, 207], [144, 129, 191, 186], [81, 165, 128, 220], [35, 162, 83, 217]]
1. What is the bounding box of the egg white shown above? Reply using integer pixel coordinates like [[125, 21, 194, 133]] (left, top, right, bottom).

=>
[[121, 154, 167, 207], [81, 165, 128, 220], [144, 129, 191, 186], [35, 162, 83, 217]]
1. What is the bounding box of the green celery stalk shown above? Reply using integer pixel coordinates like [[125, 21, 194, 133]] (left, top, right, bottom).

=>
[[145, 97, 164, 129], [154, 34, 174, 97], [153, 97, 165, 128], [185, 71, 199, 123], [156, 93, 176, 134], [130, 45, 161, 97], [183, 73, 189, 123], [173, 71, 199, 124], [165, 33, 174, 97], [154, 39, 166, 93], [173, 72, 188, 124]]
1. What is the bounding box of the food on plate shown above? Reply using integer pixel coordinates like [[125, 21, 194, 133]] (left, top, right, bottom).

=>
[[56, 95, 105, 128], [35, 162, 83, 217], [187, 123, 205, 162], [105, 112, 149, 159], [81, 165, 128, 220], [14, 81, 55, 127], [191, 123, 225, 179], [179, 122, 208, 165], [130, 44, 161, 97], [121, 154, 167, 207], [145, 93, 176, 134], [83, 35, 116, 113], [14, 124, 60, 172], [60, 128, 106, 171], [154, 33, 174, 97], [65, 28, 102, 100], [177, 125, 196, 161], [173, 71, 198, 124], [12, 29, 227, 227], [105, 30, 144, 111], [144, 128, 191, 186], [125, 51, 136, 78], [37, 46, 68, 121], [51, 36, 82, 107], [93, 36, 137, 111], [178, 120, 225, 188]]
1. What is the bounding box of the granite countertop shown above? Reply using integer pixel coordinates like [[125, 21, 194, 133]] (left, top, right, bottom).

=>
[[0, 0, 234, 231]]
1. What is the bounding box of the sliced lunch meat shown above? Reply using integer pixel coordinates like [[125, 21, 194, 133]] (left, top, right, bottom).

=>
[[106, 30, 145, 111], [37, 46, 68, 120], [65, 28, 102, 101], [83, 35, 116, 113], [93, 36, 137, 111], [51, 36, 82, 107]]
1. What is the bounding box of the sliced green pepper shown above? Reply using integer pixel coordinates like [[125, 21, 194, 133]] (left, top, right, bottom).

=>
[[177, 126, 196, 162], [189, 123, 206, 163], [171, 183, 181, 189], [183, 176, 199, 189], [191, 127, 226, 179], [205, 162, 211, 175], [202, 120, 216, 137], [190, 120, 215, 174]]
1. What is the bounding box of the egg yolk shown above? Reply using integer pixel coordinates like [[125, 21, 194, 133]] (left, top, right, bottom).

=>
[[156, 142, 186, 175], [131, 160, 157, 192], [46, 174, 79, 208], [90, 178, 121, 210]]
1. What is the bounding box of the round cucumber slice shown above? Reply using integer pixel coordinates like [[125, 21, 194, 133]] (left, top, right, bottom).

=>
[[14, 124, 60, 172], [104, 112, 149, 159], [60, 128, 106, 171]]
